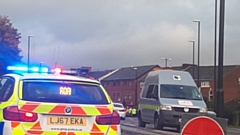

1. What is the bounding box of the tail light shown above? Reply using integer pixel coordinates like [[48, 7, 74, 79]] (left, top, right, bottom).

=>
[[3, 106, 38, 122], [119, 109, 125, 112], [96, 111, 120, 125]]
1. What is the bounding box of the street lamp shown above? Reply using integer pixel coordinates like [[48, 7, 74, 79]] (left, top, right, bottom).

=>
[[193, 19, 200, 87], [161, 58, 172, 68], [189, 40, 195, 79], [27, 35, 34, 71], [217, 0, 225, 118], [213, 0, 218, 115], [133, 67, 138, 107]]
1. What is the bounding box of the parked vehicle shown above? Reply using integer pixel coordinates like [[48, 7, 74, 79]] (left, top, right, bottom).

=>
[[138, 70, 207, 131], [113, 103, 126, 120]]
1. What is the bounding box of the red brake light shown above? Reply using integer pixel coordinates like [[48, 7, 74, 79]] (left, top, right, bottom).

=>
[[96, 111, 120, 125], [3, 106, 38, 122], [119, 109, 125, 112], [54, 68, 62, 74]]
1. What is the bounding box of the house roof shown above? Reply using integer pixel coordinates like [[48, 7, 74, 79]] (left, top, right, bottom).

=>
[[89, 64, 239, 82], [184, 65, 238, 80], [102, 65, 160, 81], [88, 70, 114, 80]]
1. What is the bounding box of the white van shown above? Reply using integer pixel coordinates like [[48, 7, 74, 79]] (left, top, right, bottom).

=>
[[138, 70, 207, 131]]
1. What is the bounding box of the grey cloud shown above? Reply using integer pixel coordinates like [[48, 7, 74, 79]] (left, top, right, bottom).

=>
[[1, 0, 240, 70]]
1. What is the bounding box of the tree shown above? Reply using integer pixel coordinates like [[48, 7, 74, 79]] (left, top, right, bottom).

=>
[[0, 16, 22, 76]]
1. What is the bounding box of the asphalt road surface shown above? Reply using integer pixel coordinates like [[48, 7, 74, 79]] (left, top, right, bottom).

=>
[[121, 117, 240, 135]]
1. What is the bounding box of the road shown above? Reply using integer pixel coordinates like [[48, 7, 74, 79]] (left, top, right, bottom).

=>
[[121, 117, 240, 135]]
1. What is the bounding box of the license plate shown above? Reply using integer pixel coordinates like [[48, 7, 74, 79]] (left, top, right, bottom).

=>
[[47, 116, 86, 126]]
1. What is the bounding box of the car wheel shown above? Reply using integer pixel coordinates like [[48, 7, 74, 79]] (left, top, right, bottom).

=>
[[138, 112, 146, 127], [154, 114, 163, 130]]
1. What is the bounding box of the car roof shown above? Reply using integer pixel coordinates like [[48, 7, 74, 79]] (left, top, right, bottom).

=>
[[3, 73, 100, 84]]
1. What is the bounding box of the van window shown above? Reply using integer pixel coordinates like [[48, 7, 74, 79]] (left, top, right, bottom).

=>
[[160, 84, 202, 100], [153, 85, 158, 95], [146, 85, 154, 98]]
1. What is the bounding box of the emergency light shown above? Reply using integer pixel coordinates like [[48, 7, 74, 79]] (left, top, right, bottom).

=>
[[7, 66, 49, 73], [50, 68, 78, 74]]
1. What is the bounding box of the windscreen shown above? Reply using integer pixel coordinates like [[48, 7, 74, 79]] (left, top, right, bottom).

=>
[[160, 84, 202, 100], [113, 103, 123, 108], [22, 81, 109, 104]]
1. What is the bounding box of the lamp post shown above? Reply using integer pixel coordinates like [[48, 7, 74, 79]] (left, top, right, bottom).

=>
[[133, 67, 138, 107], [213, 0, 218, 115], [161, 58, 172, 68], [217, 0, 225, 118], [189, 40, 195, 79], [27, 35, 34, 71], [193, 20, 200, 87]]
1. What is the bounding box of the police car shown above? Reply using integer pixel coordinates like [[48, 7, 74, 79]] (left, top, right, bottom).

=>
[[0, 66, 121, 135]]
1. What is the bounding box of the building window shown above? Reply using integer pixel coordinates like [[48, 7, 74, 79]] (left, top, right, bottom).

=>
[[123, 81, 130, 86], [117, 81, 120, 86], [113, 81, 116, 86], [201, 81, 210, 87], [129, 82, 132, 86], [209, 90, 213, 101], [124, 92, 127, 99], [128, 92, 132, 99], [117, 93, 120, 100], [113, 93, 116, 99], [113, 81, 120, 86]]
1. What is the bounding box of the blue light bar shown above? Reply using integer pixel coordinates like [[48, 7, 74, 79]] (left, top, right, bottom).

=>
[[7, 66, 28, 71], [7, 66, 49, 73]]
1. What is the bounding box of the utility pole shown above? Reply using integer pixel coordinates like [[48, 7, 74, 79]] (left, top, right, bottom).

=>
[[213, 0, 218, 114], [217, 0, 225, 118]]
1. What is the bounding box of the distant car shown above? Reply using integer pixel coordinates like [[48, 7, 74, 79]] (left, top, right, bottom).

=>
[[113, 103, 126, 120]]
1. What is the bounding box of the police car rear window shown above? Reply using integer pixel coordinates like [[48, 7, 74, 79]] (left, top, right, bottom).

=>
[[22, 81, 109, 104]]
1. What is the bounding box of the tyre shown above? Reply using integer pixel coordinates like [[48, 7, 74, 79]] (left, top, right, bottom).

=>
[[138, 112, 146, 127], [154, 114, 163, 130]]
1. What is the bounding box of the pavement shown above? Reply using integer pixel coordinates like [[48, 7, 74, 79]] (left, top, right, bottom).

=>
[[121, 117, 240, 135]]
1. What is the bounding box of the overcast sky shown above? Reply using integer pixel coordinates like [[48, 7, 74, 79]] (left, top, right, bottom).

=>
[[1, 0, 240, 71]]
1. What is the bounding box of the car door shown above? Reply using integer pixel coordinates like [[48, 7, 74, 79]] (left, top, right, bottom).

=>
[[142, 84, 155, 123], [149, 85, 160, 123], [0, 77, 15, 132]]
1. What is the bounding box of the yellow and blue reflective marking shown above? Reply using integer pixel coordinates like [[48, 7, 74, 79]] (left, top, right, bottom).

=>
[[139, 104, 160, 111]]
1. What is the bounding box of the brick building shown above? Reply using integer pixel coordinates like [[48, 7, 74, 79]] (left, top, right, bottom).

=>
[[89, 64, 240, 108], [183, 65, 240, 103], [99, 65, 161, 107]]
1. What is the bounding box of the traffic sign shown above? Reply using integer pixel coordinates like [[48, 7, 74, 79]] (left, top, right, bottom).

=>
[[181, 115, 227, 135]]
